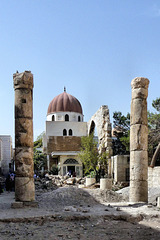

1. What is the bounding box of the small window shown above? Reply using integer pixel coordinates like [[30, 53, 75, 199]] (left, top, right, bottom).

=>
[[69, 129, 73, 136], [52, 115, 55, 121], [22, 99, 26, 103], [63, 129, 67, 136], [78, 116, 81, 122], [65, 114, 69, 121]]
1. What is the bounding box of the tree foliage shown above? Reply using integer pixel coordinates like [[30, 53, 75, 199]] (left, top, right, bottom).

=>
[[113, 112, 130, 133], [148, 97, 160, 165], [34, 131, 45, 148], [78, 133, 109, 178], [33, 132, 47, 172], [79, 133, 99, 175], [112, 111, 130, 155], [33, 150, 47, 171], [152, 98, 160, 112], [112, 98, 160, 165]]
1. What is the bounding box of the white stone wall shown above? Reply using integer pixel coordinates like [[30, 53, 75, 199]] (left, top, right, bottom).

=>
[[148, 167, 160, 188], [47, 112, 83, 122], [111, 155, 130, 183], [45, 121, 88, 137], [0, 135, 13, 176]]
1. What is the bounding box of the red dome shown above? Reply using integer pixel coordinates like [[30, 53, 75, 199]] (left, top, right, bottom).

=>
[[47, 91, 83, 115]]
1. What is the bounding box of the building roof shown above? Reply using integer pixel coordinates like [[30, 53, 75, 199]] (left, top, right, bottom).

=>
[[47, 90, 83, 115]]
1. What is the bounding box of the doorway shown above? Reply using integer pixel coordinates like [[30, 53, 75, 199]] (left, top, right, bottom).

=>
[[67, 166, 75, 176]]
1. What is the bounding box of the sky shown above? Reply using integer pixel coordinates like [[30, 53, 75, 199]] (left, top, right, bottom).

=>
[[0, 0, 160, 145]]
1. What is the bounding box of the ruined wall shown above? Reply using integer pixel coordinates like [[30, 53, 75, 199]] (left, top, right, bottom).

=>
[[47, 136, 81, 153], [88, 105, 112, 176], [88, 105, 112, 155]]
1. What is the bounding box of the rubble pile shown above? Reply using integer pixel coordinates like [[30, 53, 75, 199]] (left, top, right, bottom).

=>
[[112, 182, 129, 191], [35, 174, 85, 192]]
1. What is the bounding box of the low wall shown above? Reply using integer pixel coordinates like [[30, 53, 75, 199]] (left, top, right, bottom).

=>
[[111, 155, 130, 183], [148, 167, 160, 188]]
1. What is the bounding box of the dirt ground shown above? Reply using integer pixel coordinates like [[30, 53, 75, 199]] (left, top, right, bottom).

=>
[[0, 185, 160, 240], [0, 217, 160, 240]]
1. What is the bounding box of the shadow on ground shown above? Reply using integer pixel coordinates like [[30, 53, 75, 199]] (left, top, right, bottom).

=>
[[0, 186, 160, 239]]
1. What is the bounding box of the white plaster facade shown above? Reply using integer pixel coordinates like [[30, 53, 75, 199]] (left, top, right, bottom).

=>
[[47, 112, 83, 122], [45, 121, 87, 138]]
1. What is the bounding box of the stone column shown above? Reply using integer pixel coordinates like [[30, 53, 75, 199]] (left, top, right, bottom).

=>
[[129, 77, 149, 202], [13, 71, 35, 202]]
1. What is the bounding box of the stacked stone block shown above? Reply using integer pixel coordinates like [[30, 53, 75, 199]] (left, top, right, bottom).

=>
[[129, 77, 149, 202], [13, 71, 35, 202]]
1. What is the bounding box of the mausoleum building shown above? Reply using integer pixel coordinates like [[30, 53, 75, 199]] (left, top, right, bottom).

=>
[[43, 89, 88, 177]]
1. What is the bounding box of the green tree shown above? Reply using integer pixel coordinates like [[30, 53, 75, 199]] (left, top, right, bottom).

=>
[[148, 97, 160, 166], [98, 151, 109, 177], [33, 132, 47, 172], [34, 131, 45, 148], [152, 98, 160, 112], [78, 133, 99, 176], [78, 133, 109, 181], [33, 149, 47, 172], [112, 111, 130, 155], [113, 112, 130, 133]]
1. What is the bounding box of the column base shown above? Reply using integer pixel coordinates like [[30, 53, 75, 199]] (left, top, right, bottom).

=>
[[11, 201, 38, 209], [15, 177, 35, 202]]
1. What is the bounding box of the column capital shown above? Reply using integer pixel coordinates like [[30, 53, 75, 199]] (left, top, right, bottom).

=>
[[13, 71, 33, 90], [131, 77, 149, 90]]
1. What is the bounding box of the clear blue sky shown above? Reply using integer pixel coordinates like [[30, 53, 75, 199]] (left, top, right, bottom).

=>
[[0, 0, 160, 144]]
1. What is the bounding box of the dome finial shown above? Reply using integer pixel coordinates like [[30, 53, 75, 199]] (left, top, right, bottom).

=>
[[64, 86, 66, 92]]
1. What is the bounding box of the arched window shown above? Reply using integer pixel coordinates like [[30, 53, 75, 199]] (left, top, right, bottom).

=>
[[69, 129, 73, 136], [63, 129, 67, 136], [52, 115, 55, 121], [78, 116, 81, 122], [65, 114, 69, 121], [64, 159, 79, 164]]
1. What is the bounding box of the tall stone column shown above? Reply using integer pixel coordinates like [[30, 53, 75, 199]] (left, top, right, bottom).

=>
[[13, 71, 35, 202], [129, 77, 149, 202]]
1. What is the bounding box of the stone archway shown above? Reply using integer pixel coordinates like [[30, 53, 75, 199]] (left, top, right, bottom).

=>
[[88, 106, 113, 177], [88, 105, 112, 155], [89, 120, 96, 135]]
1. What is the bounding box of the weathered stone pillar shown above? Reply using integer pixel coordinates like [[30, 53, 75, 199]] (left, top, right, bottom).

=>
[[129, 77, 149, 202], [13, 71, 35, 202]]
